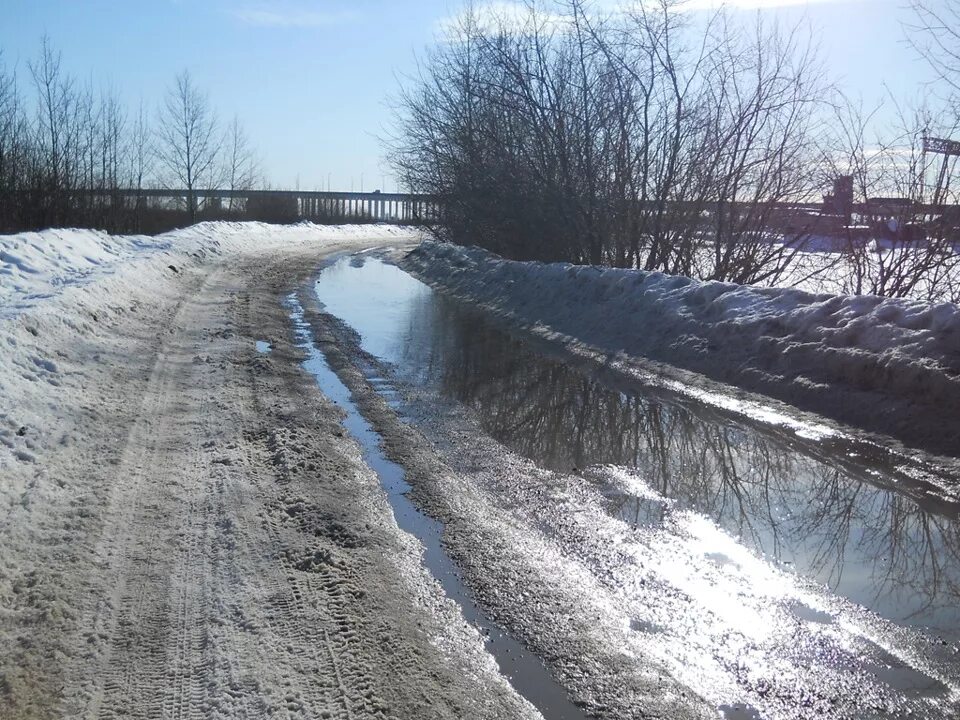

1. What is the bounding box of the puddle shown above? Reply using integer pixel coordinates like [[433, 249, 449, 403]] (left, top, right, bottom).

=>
[[586, 472, 670, 527], [312, 256, 960, 647], [284, 293, 589, 720], [790, 603, 834, 625], [719, 704, 764, 720], [606, 493, 668, 528], [255, 340, 272, 354], [860, 642, 951, 697], [705, 552, 739, 569], [630, 618, 666, 634], [312, 255, 960, 715]]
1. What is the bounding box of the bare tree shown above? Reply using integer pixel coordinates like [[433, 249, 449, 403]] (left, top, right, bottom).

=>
[[823, 94, 885, 207], [155, 70, 221, 221], [127, 99, 152, 230], [223, 115, 259, 212], [0, 52, 28, 230], [703, 17, 818, 282], [28, 35, 77, 225], [99, 86, 126, 196], [907, 0, 960, 92], [390, 0, 828, 284], [0, 38, 259, 234]]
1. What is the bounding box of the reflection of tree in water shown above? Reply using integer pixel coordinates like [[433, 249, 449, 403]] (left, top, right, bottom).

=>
[[398, 295, 960, 637]]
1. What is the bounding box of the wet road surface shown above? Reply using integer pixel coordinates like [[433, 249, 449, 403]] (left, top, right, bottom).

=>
[[287, 292, 589, 720], [309, 253, 960, 719]]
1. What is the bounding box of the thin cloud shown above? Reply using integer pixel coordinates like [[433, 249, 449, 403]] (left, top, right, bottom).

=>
[[234, 7, 358, 28], [677, 0, 858, 9], [435, 1, 569, 39], [435, 0, 863, 42], [438, 0, 862, 31]]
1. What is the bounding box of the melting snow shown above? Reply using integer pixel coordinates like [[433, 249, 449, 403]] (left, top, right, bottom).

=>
[[404, 241, 960, 454]]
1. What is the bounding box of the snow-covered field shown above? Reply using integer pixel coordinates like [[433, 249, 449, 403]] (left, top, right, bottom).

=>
[[777, 237, 960, 302], [404, 240, 960, 457]]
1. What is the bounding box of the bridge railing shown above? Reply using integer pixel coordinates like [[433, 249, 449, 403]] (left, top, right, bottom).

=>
[[79, 188, 443, 224], [65, 188, 960, 229]]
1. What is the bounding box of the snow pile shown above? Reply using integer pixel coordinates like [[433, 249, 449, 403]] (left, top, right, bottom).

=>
[[1, 220, 421, 475], [0, 229, 170, 315], [404, 240, 960, 456], [0, 222, 419, 319]]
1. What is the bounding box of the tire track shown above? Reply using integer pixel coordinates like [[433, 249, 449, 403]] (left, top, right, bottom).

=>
[[76, 268, 227, 719], [5, 241, 540, 720]]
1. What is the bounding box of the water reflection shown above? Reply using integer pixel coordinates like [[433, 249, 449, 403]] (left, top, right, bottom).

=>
[[387, 278, 960, 643]]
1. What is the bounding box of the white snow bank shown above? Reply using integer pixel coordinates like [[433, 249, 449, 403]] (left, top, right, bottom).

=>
[[0, 229, 169, 314], [0, 221, 422, 480], [0, 222, 420, 319], [404, 241, 960, 456]]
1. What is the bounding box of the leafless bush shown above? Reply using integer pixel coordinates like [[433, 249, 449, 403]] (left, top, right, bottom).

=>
[[389, 0, 828, 284]]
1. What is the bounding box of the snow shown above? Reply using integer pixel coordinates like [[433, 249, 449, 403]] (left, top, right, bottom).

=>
[[0, 221, 541, 720], [0, 222, 419, 319], [0, 221, 423, 478], [404, 240, 960, 456]]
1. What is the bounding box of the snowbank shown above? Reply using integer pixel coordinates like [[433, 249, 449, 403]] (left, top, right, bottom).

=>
[[404, 240, 960, 457], [0, 221, 422, 470], [0, 222, 420, 319]]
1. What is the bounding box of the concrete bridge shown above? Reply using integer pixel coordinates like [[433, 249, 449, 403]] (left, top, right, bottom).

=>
[[75, 187, 960, 231], [97, 188, 443, 224]]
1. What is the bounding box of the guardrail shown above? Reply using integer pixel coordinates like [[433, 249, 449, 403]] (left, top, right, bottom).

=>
[[80, 189, 443, 223]]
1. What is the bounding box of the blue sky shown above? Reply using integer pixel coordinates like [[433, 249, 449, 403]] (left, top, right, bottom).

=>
[[0, 0, 935, 191]]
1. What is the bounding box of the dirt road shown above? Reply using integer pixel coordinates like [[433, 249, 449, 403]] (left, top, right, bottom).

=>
[[0, 240, 534, 720], [8, 231, 956, 720]]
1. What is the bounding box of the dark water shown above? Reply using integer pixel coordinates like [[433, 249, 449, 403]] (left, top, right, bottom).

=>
[[285, 293, 589, 720], [414, 303, 960, 643], [313, 256, 960, 647]]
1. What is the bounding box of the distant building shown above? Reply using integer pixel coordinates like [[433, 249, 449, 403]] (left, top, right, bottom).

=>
[[823, 175, 853, 220], [866, 197, 917, 215]]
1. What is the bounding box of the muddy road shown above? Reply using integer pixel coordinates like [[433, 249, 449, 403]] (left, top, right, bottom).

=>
[[0, 240, 535, 720], [305, 253, 960, 719], [3, 239, 959, 720]]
